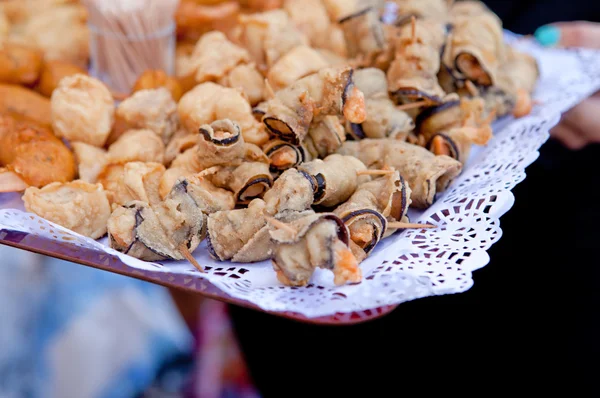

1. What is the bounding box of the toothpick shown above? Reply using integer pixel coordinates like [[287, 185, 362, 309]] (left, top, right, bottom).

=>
[[265, 216, 297, 235], [264, 78, 276, 99], [465, 80, 479, 97], [197, 166, 220, 178], [397, 100, 429, 111], [179, 243, 204, 273], [388, 222, 437, 229], [357, 169, 396, 176]]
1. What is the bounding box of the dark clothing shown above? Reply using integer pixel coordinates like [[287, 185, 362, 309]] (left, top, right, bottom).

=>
[[229, 2, 600, 395]]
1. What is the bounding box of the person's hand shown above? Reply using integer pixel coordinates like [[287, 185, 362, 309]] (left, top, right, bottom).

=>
[[535, 21, 600, 150]]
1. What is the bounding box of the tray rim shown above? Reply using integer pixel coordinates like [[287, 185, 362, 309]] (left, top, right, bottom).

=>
[[0, 227, 397, 325]]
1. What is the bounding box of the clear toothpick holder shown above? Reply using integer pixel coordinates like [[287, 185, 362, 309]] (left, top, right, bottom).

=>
[[88, 22, 175, 96]]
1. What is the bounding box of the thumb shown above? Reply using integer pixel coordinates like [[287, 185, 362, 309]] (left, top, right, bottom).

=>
[[535, 21, 600, 49]]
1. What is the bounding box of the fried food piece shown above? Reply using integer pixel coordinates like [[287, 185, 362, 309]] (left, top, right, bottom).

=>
[[175, 0, 240, 43], [339, 6, 386, 65], [165, 129, 198, 166], [97, 164, 134, 208], [263, 67, 366, 144], [262, 139, 311, 175], [71, 142, 109, 184], [393, 0, 450, 22], [121, 162, 165, 207], [387, 18, 448, 103], [299, 154, 368, 208], [235, 10, 308, 72], [338, 139, 462, 209], [17, 5, 89, 68], [51, 74, 115, 147], [0, 116, 76, 188], [178, 31, 265, 105], [0, 84, 52, 129], [36, 60, 87, 97], [23, 180, 111, 239], [132, 70, 183, 102], [211, 161, 273, 205], [0, 43, 43, 85], [108, 183, 205, 262], [266, 46, 329, 91], [303, 115, 346, 159], [263, 168, 315, 215], [116, 88, 179, 144], [442, 9, 505, 87], [160, 174, 235, 213], [348, 68, 415, 140], [108, 129, 166, 165], [178, 82, 268, 145], [283, 0, 348, 57], [270, 212, 361, 287]]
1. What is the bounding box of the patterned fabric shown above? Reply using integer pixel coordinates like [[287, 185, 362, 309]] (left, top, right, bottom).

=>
[[0, 246, 193, 398]]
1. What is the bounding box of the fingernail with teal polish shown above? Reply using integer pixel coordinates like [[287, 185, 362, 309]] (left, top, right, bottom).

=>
[[534, 25, 561, 47]]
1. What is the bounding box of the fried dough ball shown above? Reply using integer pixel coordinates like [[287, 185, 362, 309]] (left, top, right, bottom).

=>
[[71, 142, 109, 184], [0, 116, 76, 187], [0, 84, 52, 129], [165, 129, 198, 166], [178, 82, 268, 145], [116, 88, 179, 144], [132, 70, 183, 102], [108, 129, 165, 165], [36, 60, 87, 97], [0, 43, 43, 85], [175, 0, 240, 43], [16, 5, 89, 68], [23, 180, 111, 239], [51, 74, 115, 147], [97, 164, 134, 208]]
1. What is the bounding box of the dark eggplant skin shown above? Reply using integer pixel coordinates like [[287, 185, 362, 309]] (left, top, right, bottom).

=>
[[263, 117, 299, 144], [299, 170, 317, 194], [454, 52, 493, 87], [415, 99, 461, 134], [348, 123, 367, 140], [342, 69, 355, 108], [341, 208, 387, 254], [199, 122, 241, 146], [391, 89, 443, 105], [338, 7, 371, 24], [265, 142, 307, 172], [205, 232, 222, 261], [236, 176, 273, 204], [313, 173, 326, 203], [427, 133, 460, 160]]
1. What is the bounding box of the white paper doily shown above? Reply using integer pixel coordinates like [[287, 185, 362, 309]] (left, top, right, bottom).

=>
[[2, 36, 600, 318]]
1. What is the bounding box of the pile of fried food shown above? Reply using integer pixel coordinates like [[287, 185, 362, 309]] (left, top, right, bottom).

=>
[[1, 0, 540, 287]]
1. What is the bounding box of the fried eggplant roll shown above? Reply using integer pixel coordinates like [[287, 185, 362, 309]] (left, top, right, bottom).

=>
[[442, 11, 505, 87], [108, 181, 205, 262], [197, 119, 245, 168], [262, 67, 366, 144], [387, 19, 448, 104], [334, 170, 412, 259], [270, 212, 361, 287], [207, 169, 316, 263], [252, 101, 268, 122], [339, 7, 385, 65], [299, 154, 368, 208], [338, 139, 462, 208], [349, 68, 415, 140], [211, 161, 274, 205], [263, 139, 311, 174], [427, 125, 492, 165], [206, 199, 305, 263], [303, 116, 347, 159]]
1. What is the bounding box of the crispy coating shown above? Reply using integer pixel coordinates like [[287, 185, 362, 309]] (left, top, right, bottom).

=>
[[0, 84, 52, 129], [263, 168, 315, 215], [36, 60, 87, 97], [71, 142, 109, 184], [270, 213, 361, 287], [218, 63, 265, 105], [23, 180, 111, 239], [132, 70, 183, 102], [266, 46, 329, 91], [0, 43, 43, 85], [51, 74, 115, 147], [175, 0, 240, 43], [0, 116, 76, 187], [165, 129, 198, 166], [338, 139, 462, 209], [97, 164, 135, 208], [178, 82, 268, 145], [108, 129, 166, 165], [393, 0, 450, 22], [116, 88, 179, 144]]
